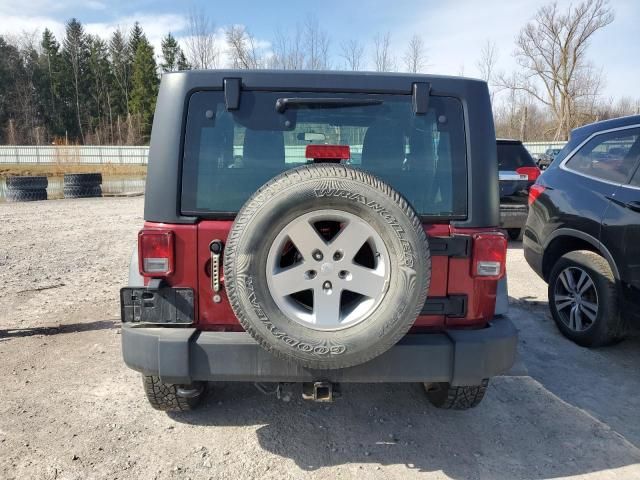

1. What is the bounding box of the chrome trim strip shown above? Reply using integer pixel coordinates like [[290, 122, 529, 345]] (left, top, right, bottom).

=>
[[499, 171, 528, 181]]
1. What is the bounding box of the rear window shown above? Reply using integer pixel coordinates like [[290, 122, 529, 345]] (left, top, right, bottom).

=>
[[181, 91, 467, 218], [497, 143, 536, 170]]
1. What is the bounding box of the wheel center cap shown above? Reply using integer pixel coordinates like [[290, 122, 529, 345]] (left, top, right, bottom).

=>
[[320, 262, 334, 275]]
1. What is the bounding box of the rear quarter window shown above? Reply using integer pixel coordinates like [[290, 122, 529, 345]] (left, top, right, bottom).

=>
[[565, 127, 640, 184], [181, 91, 467, 218]]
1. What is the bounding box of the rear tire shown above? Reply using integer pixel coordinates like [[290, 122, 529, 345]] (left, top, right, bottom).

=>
[[507, 228, 523, 241], [548, 250, 625, 347], [424, 379, 489, 409], [142, 375, 206, 412]]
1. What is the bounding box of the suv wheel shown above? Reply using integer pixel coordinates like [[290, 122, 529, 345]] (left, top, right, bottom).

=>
[[424, 379, 489, 409], [142, 375, 206, 412], [548, 250, 625, 347]]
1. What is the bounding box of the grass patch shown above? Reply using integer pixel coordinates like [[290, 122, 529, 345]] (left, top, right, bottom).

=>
[[0, 163, 147, 178]]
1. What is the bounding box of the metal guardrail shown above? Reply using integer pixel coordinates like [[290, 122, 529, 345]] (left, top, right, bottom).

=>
[[0, 142, 568, 164], [522, 141, 567, 155], [0, 146, 149, 164]]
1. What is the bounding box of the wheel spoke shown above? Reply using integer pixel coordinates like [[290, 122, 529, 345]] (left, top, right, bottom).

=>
[[575, 271, 589, 294], [577, 276, 594, 295], [344, 264, 387, 298], [271, 264, 309, 297], [286, 219, 326, 260], [581, 300, 598, 316], [579, 304, 597, 322], [560, 269, 577, 292], [313, 288, 342, 325], [574, 306, 584, 331], [569, 305, 577, 330], [555, 297, 574, 311], [329, 220, 372, 261]]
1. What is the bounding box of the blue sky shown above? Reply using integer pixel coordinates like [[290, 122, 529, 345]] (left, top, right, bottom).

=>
[[1, 0, 638, 100]]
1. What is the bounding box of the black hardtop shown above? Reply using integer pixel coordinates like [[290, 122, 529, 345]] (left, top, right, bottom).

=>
[[161, 69, 488, 94], [145, 69, 498, 227]]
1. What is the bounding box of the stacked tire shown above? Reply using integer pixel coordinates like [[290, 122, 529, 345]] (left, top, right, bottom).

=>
[[63, 173, 102, 199], [5, 176, 48, 202]]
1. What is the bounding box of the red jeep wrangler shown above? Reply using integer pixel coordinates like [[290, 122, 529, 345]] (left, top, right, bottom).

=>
[[121, 70, 516, 411]]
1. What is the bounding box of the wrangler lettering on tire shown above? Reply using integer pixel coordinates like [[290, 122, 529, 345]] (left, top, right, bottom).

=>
[[224, 164, 431, 369]]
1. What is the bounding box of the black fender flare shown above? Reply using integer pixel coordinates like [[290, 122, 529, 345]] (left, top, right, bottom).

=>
[[543, 228, 620, 280]]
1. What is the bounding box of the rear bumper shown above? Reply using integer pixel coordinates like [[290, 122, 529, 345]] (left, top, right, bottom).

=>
[[499, 202, 528, 229], [121, 317, 518, 386]]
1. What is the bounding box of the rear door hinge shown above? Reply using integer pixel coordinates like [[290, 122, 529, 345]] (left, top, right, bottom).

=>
[[429, 235, 471, 258], [421, 295, 467, 317]]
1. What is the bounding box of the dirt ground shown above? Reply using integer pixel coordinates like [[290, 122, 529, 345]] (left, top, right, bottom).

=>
[[1, 197, 639, 480]]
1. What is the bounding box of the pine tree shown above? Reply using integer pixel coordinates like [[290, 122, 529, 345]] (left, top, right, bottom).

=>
[[109, 29, 131, 117], [38, 28, 69, 139], [62, 18, 90, 143], [87, 35, 115, 143], [129, 37, 159, 141], [177, 50, 190, 71], [129, 22, 144, 61], [160, 33, 190, 72]]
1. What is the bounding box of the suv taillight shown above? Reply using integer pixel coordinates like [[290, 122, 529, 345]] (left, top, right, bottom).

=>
[[472, 233, 507, 280], [516, 166, 541, 181], [528, 184, 546, 206], [138, 229, 174, 277]]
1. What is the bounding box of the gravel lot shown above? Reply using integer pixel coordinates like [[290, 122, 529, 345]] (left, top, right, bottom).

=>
[[1, 197, 639, 480]]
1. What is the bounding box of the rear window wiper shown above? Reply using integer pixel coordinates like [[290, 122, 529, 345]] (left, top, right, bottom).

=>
[[275, 97, 383, 113]]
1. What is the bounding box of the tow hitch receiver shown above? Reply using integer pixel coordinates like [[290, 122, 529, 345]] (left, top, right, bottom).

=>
[[302, 381, 340, 402]]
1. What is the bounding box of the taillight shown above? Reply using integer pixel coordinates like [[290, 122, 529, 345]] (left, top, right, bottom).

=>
[[138, 229, 174, 277], [516, 166, 541, 181], [472, 232, 507, 280], [305, 144, 351, 160], [528, 184, 546, 206]]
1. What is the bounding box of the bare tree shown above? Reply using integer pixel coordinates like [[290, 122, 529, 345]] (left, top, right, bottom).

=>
[[340, 39, 364, 71], [184, 8, 219, 69], [403, 34, 427, 73], [373, 32, 396, 72], [226, 25, 261, 69], [500, 0, 614, 139], [270, 26, 305, 69], [476, 40, 498, 84], [303, 15, 330, 70]]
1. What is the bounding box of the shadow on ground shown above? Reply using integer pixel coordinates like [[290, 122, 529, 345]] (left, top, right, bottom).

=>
[[0, 320, 117, 340], [164, 302, 640, 478], [168, 375, 639, 479]]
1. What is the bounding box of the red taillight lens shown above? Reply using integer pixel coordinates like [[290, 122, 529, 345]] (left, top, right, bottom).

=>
[[528, 184, 546, 206], [138, 229, 174, 277], [516, 166, 541, 181], [472, 232, 507, 280], [305, 144, 350, 160]]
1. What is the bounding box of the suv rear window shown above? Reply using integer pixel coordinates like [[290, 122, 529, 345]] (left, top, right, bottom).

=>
[[181, 91, 467, 218], [497, 142, 536, 170]]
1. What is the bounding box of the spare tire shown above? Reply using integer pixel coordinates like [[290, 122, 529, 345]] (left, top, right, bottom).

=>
[[64, 173, 102, 186], [6, 189, 47, 202], [63, 185, 102, 198], [6, 176, 48, 190], [224, 165, 430, 369]]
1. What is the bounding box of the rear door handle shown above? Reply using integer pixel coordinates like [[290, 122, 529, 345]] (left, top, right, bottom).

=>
[[606, 196, 640, 213], [624, 201, 640, 213]]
